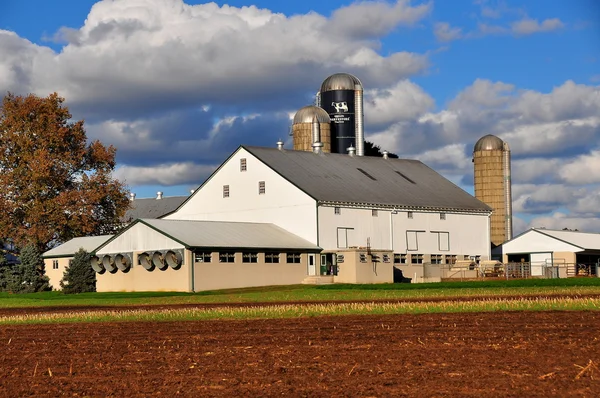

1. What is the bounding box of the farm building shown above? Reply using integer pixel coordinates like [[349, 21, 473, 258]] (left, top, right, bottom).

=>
[[43, 235, 113, 289], [74, 144, 493, 292], [42, 193, 187, 290], [494, 228, 600, 278]]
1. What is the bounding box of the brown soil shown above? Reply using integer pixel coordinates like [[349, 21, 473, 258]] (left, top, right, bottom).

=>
[[1, 311, 599, 397]]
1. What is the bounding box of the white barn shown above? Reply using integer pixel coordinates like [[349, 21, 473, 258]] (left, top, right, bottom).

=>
[[45, 145, 494, 292]]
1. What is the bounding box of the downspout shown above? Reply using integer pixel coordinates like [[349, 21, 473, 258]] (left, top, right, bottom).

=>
[[189, 249, 195, 293]]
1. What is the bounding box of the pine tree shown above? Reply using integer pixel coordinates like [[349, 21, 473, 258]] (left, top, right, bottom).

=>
[[61, 249, 96, 294], [19, 244, 51, 293]]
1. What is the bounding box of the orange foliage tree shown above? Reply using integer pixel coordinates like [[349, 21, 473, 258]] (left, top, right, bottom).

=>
[[0, 92, 131, 252]]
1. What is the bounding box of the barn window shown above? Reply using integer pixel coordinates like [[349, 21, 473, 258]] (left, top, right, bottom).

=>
[[219, 252, 235, 263], [359, 254, 367, 263], [265, 253, 280, 263], [407, 211, 413, 219], [334, 207, 341, 215], [242, 252, 258, 263], [194, 251, 211, 263], [394, 254, 407, 264], [411, 254, 423, 264], [446, 255, 457, 265], [286, 253, 301, 263], [240, 158, 247, 171], [440, 213, 446, 220], [53, 260, 59, 269], [372, 209, 378, 217], [223, 185, 230, 198], [431, 254, 442, 264], [258, 181, 266, 195]]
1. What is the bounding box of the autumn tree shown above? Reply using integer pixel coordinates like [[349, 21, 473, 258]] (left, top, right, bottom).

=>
[[0, 92, 131, 252]]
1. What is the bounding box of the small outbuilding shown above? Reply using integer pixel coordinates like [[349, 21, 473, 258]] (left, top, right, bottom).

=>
[[43, 235, 113, 289], [496, 228, 600, 277]]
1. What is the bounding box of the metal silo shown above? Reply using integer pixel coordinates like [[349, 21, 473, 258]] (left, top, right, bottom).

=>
[[473, 134, 513, 246], [292, 105, 331, 152], [319, 73, 364, 155]]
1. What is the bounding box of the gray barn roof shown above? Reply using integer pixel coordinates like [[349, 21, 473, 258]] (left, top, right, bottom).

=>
[[43, 235, 113, 258], [113, 219, 320, 251], [243, 146, 491, 213], [123, 196, 187, 221]]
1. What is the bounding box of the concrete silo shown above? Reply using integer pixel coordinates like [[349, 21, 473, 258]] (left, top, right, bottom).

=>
[[292, 105, 331, 153], [473, 134, 513, 247], [318, 73, 364, 156]]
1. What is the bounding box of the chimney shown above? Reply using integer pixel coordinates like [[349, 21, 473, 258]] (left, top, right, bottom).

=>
[[276, 140, 284, 150], [383, 150, 389, 159], [129, 193, 136, 201], [347, 145, 356, 157], [156, 191, 163, 200], [312, 142, 324, 154]]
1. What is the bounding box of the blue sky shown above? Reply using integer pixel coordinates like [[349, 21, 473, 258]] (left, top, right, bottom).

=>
[[1, 0, 599, 232]]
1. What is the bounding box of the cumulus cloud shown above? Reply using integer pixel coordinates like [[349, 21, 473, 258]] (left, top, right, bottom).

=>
[[0, 0, 430, 120], [511, 18, 565, 35], [434, 22, 462, 42], [559, 151, 600, 184], [114, 162, 217, 186]]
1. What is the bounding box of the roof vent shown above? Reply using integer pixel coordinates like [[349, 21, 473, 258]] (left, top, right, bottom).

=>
[[129, 193, 136, 201], [156, 191, 163, 200], [276, 140, 284, 150], [190, 189, 195, 194], [312, 142, 324, 154], [347, 145, 356, 157], [383, 150, 389, 159]]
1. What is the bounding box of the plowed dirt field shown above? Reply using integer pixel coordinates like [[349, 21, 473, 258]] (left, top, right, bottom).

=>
[[1, 311, 599, 397]]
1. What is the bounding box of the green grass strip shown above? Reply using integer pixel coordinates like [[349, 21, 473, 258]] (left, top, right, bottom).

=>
[[1, 297, 599, 325]]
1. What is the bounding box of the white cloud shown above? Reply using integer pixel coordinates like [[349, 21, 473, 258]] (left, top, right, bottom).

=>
[[364, 80, 434, 126], [434, 22, 462, 42], [0, 0, 430, 118], [114, 162, 217, 186], [511, 18, 564, 35], [526, 212, 600, 232], [559, 150, 600, 184]]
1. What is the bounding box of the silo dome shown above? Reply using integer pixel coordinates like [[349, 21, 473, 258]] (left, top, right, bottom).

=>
[[293, 105, 331, 125], [474, 134, 504, 152], [320, 73, 362, 92]]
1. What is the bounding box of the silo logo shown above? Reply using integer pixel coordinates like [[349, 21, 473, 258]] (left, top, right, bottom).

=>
[[332, 101, 348, 113]]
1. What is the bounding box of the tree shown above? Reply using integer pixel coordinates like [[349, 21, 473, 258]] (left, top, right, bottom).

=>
[[10, 243, 51, 293], [0, 92, 131, 252], [364, 140, 399, 158], [61, 248, 96, 294]]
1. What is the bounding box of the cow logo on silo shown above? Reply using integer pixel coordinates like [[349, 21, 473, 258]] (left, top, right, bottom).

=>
[[332, 101, 348, 113]]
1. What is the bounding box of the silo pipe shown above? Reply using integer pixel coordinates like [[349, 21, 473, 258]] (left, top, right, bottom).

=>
[[354, 83, 364, 156], [503, 142, 513, 240]]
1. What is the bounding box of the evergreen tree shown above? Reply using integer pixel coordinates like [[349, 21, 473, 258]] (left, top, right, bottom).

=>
[[18, 244, 51, 293], [61, 248, 96, 294]]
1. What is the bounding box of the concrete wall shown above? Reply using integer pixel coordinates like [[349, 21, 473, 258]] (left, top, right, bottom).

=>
[[193, 252, 309, 291], [333, 249, 394, 284], [166, 148, 318, 244], [96, 258, 190, 292]]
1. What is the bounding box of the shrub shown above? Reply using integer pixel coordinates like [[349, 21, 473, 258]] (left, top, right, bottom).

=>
[[61, 249, 96, 294]]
